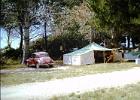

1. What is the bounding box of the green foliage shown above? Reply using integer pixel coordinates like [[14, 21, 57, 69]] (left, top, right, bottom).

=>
[[0, 47, 22, 68], [5, 59, 20, 65], [62, 21, 89, 49], [3, 47, 16, 58], [87, 0, 140, 47], [0, 47, 22, 66], [2, 47, 21, 59], [48, 0, 83, 9], [0, 59, 5, 65], [62, 0, 83, 9], [47, 35, 63, 59], [0, 53, 6, 65], [29, 38, 45, 52], [48, 21, 89, 59], [87, 0, 140, 28], [29, 21, 89, 59]]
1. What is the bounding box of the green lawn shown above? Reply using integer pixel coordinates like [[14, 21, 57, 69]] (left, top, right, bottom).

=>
[[1, 62, 139, 86], [50, 82, 140, 100], [1, 64, 25, 70], [0, 59, 25, 70]]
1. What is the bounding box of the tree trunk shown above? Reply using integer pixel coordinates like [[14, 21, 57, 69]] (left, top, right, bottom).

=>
[[112, 28, 120, 48], [19, 24, 23, 60], [127, 36, 130, 49], [22, 27, 29, 64], [7, 28, 11, 48], [131, 36, 135, 48], [44, 21, 48, 52], [111, 33, 117, 48], [18, 14, 24, 61], [91, 27, 96, 43], [21, 8, 30, 64]]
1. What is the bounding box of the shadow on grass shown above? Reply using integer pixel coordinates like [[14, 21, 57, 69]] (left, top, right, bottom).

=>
[[28, 65, 54, 69], [0, 64, 25, 70]]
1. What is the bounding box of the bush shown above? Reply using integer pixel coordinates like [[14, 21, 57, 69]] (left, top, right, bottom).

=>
[[2, 47, 22, 60], [6, 59, 20, 65], [0, 57, 20, 67], [0, 58, 6, 65]]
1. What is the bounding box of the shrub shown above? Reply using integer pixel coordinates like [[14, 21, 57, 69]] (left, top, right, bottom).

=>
[[6, 59, 19, 65], [2, 47, 22, 60], [0, 57, 6, 65]]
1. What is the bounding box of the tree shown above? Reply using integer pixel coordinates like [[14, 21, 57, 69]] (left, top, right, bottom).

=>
[[1, 0, 41, 63], [86, 0, 140, 48], [62, 20, 89, 50], [18, 0, 40, 64], [1, 0, 85, 63], [33, 0, 84, 52], [1, 0, 18, 48]]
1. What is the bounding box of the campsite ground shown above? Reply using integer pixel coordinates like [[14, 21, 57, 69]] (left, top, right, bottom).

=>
[[1, 66, 140, 100], [50, 82, 140, 100], [1, 62, 139, 86]]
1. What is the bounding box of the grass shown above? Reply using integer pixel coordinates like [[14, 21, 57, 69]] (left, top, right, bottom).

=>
[[1, 64, 25, 70], [50, 82, 140, 100], [0, 59, 25, 70], [1, 62, 139, 86]]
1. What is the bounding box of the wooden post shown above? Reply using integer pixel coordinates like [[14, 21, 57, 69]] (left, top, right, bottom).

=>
[[103, 51, 105, 63]]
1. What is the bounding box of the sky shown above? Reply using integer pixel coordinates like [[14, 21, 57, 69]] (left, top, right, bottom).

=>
[[0, 28, 20, 49], [0, 25, 52, 49]]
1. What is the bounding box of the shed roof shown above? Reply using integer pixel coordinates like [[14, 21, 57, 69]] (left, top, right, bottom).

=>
[[64, 42, 112, 56]]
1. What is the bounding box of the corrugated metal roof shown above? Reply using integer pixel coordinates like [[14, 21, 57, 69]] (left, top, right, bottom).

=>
[[64, 42, 112, 56]]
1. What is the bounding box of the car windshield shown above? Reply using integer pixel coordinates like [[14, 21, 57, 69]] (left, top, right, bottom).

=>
[[31, 54, 36, 58], [38, 53, 48, 57], [32, 52, 48, 58]]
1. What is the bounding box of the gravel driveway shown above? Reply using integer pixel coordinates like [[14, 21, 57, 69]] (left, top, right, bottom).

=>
[[1, 67, 140, 100]]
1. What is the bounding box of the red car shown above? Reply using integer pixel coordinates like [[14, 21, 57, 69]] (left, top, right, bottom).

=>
[[26, 52, 54, 68]]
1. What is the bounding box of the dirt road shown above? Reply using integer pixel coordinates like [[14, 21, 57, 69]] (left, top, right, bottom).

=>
[[1, 67, 140, 100]]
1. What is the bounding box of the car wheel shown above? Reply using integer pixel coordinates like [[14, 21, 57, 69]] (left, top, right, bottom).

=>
[[49, 64, 53, 68], [26, 63, 29, 67], [36, 64, 39, 68]]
